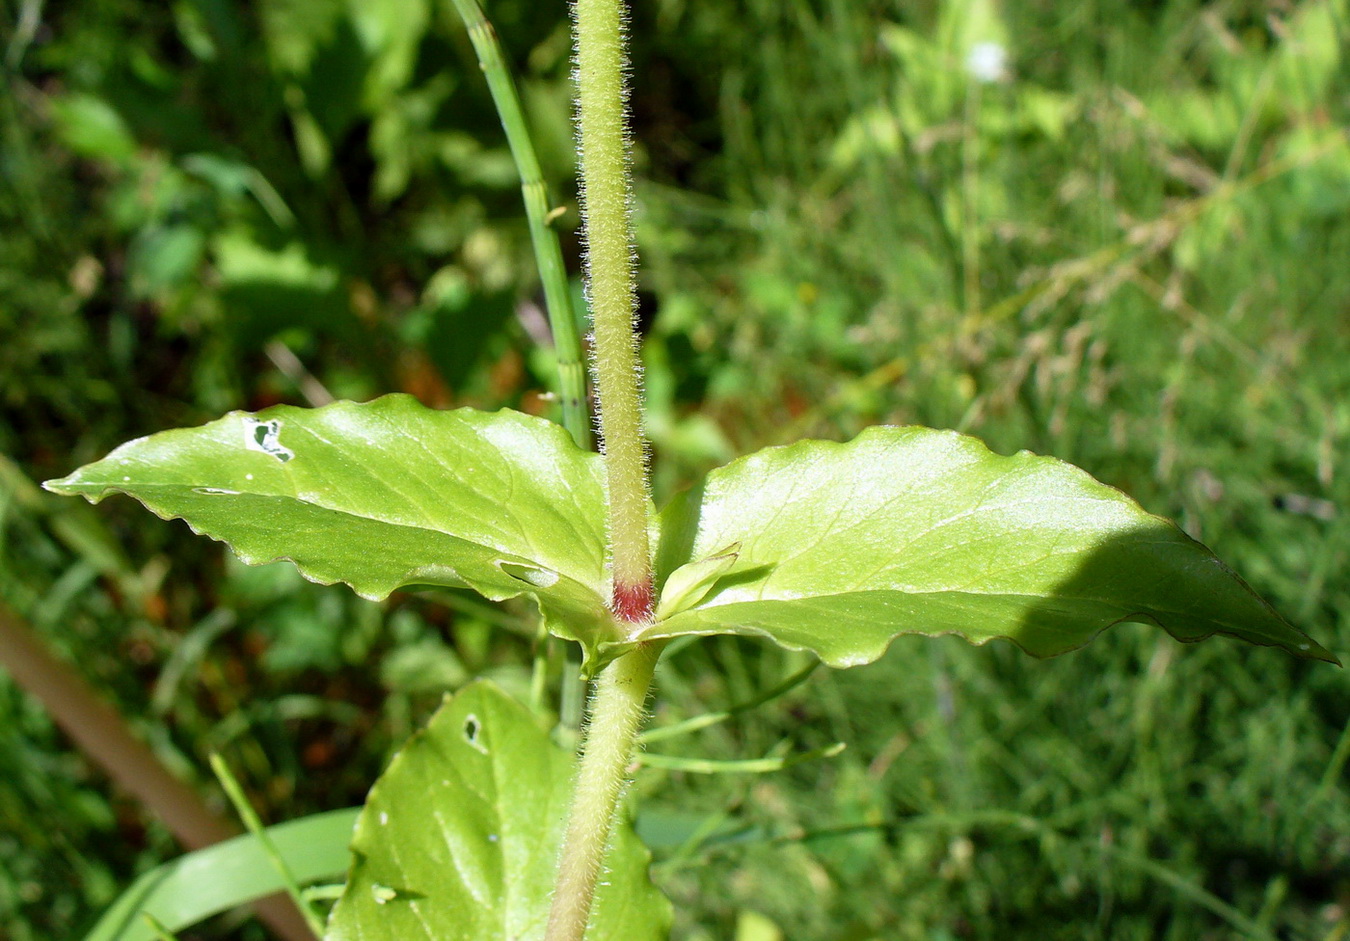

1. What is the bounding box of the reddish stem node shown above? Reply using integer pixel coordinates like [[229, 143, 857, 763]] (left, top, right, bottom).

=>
[[611, 581, 653, 624]]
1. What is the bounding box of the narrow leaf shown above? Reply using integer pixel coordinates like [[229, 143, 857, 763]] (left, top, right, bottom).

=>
[[85, 808, 358, 941], [325, 681, 671, 940], [646, 426, 1336, 665], [44, 396, 620, 650]]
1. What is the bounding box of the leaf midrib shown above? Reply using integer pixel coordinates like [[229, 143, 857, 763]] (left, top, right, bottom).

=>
[[78, 481, 607, 590]]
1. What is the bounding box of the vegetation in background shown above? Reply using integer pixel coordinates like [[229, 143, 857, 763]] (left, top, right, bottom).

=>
[[2, 0, 1347, 938]]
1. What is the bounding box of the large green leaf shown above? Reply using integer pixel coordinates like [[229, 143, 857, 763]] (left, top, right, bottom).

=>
[[645, 426, 1337, 666], [44, 396, 618, 649], [325, 681, 670, 940]]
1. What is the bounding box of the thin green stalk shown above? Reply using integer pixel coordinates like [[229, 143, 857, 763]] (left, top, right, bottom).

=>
[[637, 741, 845, 774], [209, 754, 325, 939], [559, 642, 587, 734], [446, 0, 591, 451], [961, 76, 983, 321], [300, 883, 346, 903], [545, 642, 662, 941], [639, 660, 819, 744], [530, 622, 550, 715], [572, 0, 653, 624]]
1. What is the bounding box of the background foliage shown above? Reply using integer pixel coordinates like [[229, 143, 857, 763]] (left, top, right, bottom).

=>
[[2, 0, 1348, 938]]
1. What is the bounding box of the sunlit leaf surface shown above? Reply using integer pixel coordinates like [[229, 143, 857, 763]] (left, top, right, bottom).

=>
[[648, 426, 1336, 666], [44, 396, 618, 649]]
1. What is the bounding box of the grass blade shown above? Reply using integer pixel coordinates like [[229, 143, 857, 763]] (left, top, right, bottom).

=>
[[83, 808, 359, 941]]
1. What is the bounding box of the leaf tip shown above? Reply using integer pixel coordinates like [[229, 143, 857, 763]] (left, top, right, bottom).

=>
[[1300, 640, 1341, 667], [41, 474, 98, 502]]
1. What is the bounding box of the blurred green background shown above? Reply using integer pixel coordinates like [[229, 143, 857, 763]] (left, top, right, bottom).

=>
[[2, 0, 1348, 937]]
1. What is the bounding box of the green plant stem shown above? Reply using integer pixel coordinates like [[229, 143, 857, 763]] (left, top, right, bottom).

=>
[[572, 0, 652, 623], [639, 660, 819, 744], [638, 741, 845, 774], [530, 623, 551, 715], [545, 642, 661, 941], [545, 1, 657, 936], [210, 754, 326, 939], [447, 0, 591, 451], [961, 76, 983, 320]]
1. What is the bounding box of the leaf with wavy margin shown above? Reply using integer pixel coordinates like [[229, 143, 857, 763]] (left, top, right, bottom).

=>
[[641, 426, 1337, 666], [44, 396, 620, 651]]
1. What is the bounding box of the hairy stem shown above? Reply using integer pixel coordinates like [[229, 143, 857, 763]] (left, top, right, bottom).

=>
[[572, 0, 652, 623], [545, 642, 661, 941], [545, 1, 658, 936]]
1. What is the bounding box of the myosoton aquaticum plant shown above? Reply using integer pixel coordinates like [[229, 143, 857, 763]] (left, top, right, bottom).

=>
[[44, 1, 1338, 938]]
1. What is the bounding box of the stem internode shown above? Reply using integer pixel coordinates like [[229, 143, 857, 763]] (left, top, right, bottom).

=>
[[546, 0, 660, 936], [544, 642, 662, 941], [572, 0, 652, 618]]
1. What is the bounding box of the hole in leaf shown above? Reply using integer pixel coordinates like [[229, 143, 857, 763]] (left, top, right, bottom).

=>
[[463, 714, 486, 752], [243, 417, 295, 463]]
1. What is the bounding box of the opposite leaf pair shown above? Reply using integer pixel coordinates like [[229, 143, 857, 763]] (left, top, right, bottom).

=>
[[45, 393, 1335, 671]]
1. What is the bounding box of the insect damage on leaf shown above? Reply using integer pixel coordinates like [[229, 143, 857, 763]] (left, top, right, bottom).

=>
[[243, 416, 294, 462]]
